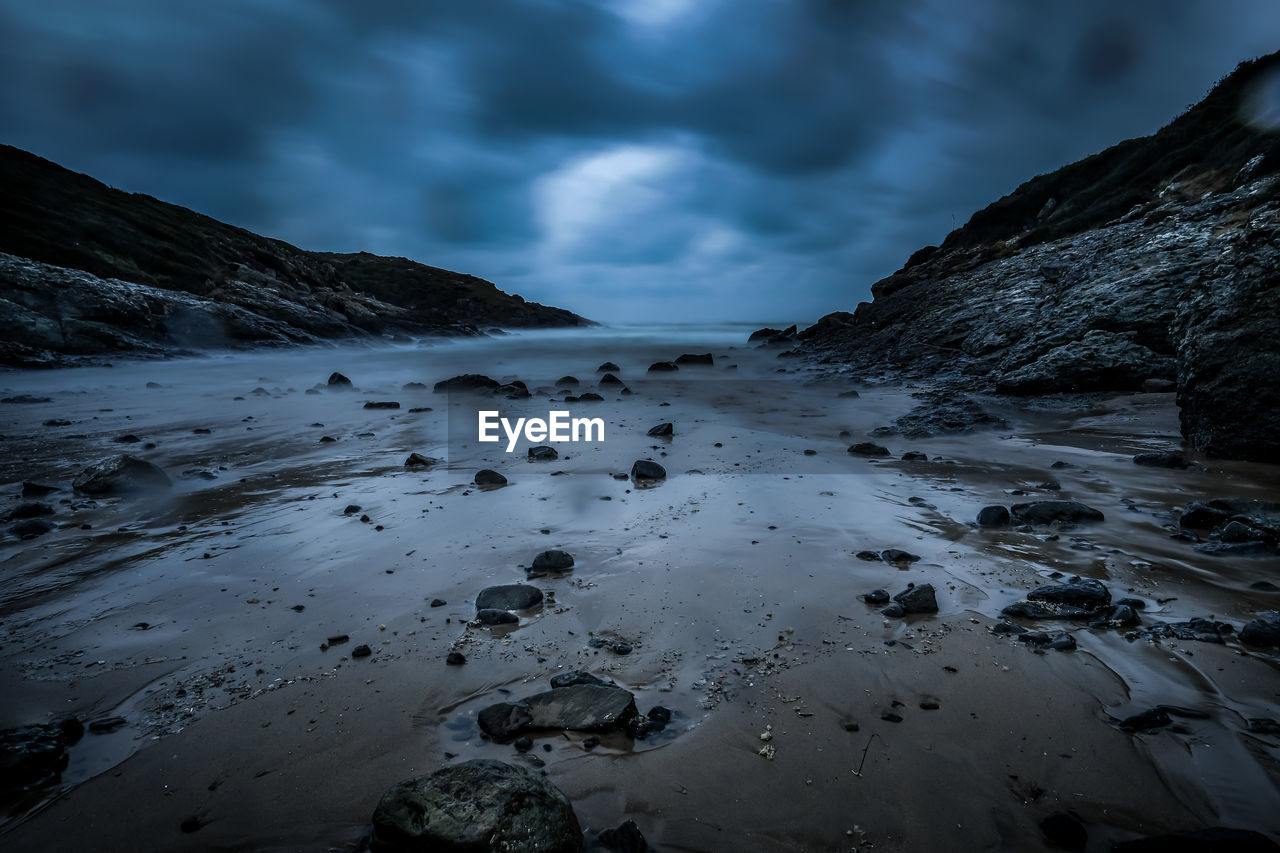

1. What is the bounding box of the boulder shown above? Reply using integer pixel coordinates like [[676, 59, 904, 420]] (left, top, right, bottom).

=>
[[847, 442, 890, 457], [369, 760, 582, 853], [631, 460, 666, 481], [478, 685, 640, 740], [597, 362, 620, 372], [556, 376, 580, 387], [675, 353, 713, 366], [327, 372, 353, 388], [72, 455, 171, 495], [1133, 451, 1190, 469], [476, 584, 544, 611], [977, 505, 1011, 527], [1010, 501, 1104, 525], [433, 374, 501, 393], [599, 373, 626, 387], [528, 445, 559, 461], [404, 453, 439, 468], [474, 469, 507, 486], [532, 550, 574, 572], [647, 362, 678, 372], [646, 422, 673, 437], [893, 583, 938, 614]]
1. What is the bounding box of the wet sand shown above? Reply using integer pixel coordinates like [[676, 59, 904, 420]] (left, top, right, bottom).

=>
[[2, 327, 1279, 851]]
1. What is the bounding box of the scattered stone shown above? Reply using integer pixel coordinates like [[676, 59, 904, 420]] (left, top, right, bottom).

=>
[[550, 671, 608, 689], [20, 482, 58, 499], [893, 583, 938, 614], [1039, 810, 1087, 850], [327, 372, 353, 388], [631, 460, 666, 481], [855, 551, 882, 562], [2, 395, 52, 404], [871, 396, 1006, 438], [72, 455, 171, 495], [528, 445, 559, 462], [556, 376, 580, 387], [474, 469, 508, 487], [369, 760, 582, 853], [675, 353, 713, 366], [404, 453, 439, 468], [598, 819, 648, 852], [880, 712, 903, 723], [0, 718, 84, 798], [881, 549, 921, 564], [476, 609, 518, 626], [1048, 633, 1077, 651], [430, 598, 446, 607], [1010, 501, 1104, 525], [647, 422, 674, 437], [597, 362, 620, 372], [847, 442, 890, 457], [476, 584, 544, 611], [531, 550, 574, 572], [1090, 605, 1141, 629], [578, 392, 605, 402], [446, 652, 466, 666], [881, 603, 905, 618], [1133, 451, 1191, 469], [1240, 615, 1280, 647], [433, 374, 501, 393], [977, 505, 1011, 527], [864, 589, 890, 604], [991, 621, 1027, 635], [900, 451, 928, 461], [352, 644, 373, 658], [7, 502, 53, 520], [364, 401, 400, 410], [10, 518, 55, 538], [599, 373, 626, 388], [647, 362, 678, 372], [478, 685, 640, 740]]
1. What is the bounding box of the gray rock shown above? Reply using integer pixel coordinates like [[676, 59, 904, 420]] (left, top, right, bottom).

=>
[[1133, 451, 1190, 469], [977, 505, 1011, 527], [528, 445, 559, 461], [478, 685, 640, 740], [631, 460, 666, 481], [675, 353, 714, 366], [476, 584, 544, 611], [599, 373, 626, 387], [647, 422, 674, 437], [434, 374, 501, 392], [647, 362, 678, 372], [549, 671, 608, 689], [369, 759, 582, 853], [476, 609, 519, 626], [474, 469, 507, 486], [881, 549, 921, 564], [531, 550, 574, 572], [1010, 501, 1104, 525], [1027, 578, 1111, 609], [847, 442, 890, 456], [404, 453, 439, 468], [893, 583, 938, 614], [72, 454, 171, 495]]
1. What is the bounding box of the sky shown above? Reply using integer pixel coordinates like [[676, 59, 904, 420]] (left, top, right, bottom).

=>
[[2, 1, 1278, 324]]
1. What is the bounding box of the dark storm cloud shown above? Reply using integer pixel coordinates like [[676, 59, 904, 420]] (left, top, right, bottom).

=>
[[1, 0, 1278, 321]]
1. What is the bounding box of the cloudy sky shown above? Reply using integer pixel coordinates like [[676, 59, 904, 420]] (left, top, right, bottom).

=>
[[2, 1, 1278, 323]]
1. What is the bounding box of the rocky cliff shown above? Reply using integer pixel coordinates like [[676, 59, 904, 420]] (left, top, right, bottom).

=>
[[0, 145, 589, 366], [795, 53, 1280, 463]]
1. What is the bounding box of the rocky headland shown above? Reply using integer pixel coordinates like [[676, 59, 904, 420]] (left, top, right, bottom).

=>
[[0, 145, 589, 367], [789, 52, 1280, 462]]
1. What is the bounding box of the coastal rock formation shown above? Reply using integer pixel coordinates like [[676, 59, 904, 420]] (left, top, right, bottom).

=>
[[794, 53, 1280, 462], [0, 144, 588, 366]]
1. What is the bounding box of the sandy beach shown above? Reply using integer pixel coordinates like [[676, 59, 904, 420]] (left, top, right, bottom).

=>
[[2, 326, 1279, 851]]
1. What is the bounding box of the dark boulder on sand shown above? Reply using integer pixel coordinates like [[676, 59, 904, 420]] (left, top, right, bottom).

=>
[[474, 469, 507, 486], [478, 685, 640, 740], [1133, 451, 1191, 469], [1003, 578, 1111, 619], [556, 376, 580, 387], [675, 353, 713, 366], [434, 374, 501, 392], [327, 372, 353, 388], [977, 505, 1011, 527], [847, 442, 890, 457], [647, 361, 678, 372], [528, 445, 558, 461], [599, 373, 625, 387], [72, 455, 171, 495], [476, 584, 544, 611], [369, 759, 582, 853], [597, 362, 620, 372], [893, 583, 938, 614], [1010, 501, 1104, 525], [631, 460, 666, 481], [0, 718, 84, 799], [647, 422, 673, 437], [532, 550, 574, 572], [404, 453, 439, 468]]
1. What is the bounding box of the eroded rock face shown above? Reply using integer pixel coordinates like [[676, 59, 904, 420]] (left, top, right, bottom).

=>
[[369, 759, 582, 853]]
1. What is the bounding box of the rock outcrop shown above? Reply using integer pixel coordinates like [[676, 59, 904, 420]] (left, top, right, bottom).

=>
[[0, 144, 589, 366], [794, 53, 1280, 462]]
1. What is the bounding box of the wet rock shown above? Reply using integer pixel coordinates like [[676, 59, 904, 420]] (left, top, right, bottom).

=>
[[847, 442, 890, 457], [1090, 604, 1141, 629], [855, 551, 882, 561], [528, 445, 559, 462], [327, 372, 353, 388], [631, 460, 666, 481], [900, 451, 928, 461], [1149, 618, 1232, 644], [997, 329, 1175, 395], [1048, 633, 1077, 651], [646, 422, 674, 437], [531, 550, 574, 572], [0, 718, 84, 798], [597, 362, 620, 372], [474, 469, 507, 486], [72, 454, 171, 495], [1010, 501, 1104, 525], [1028, 578, 1110, 609], [369, 759, 582, 853], [893, 583, 938, 614], [675, 353, 713, 366], [549, 671, 608, 689], [578, 392, 604, 402], [496, 382, 531, 399], [977, 505, 1011, 527], [1195, 541, 1274, 557], [478, 685, 640, 740], [881, 549, 921, 565], [343, 505, 362, 515], [20, 482, 58, 499], [596, 373, 626, 389], [1039, 810, 1087, 850], [838, 389, 861, 398], [363, 401, 400, 409], [352, 644, 372, 658], [404, 453, 439, 468], [871, 395, 1006, 438], [864, 589, 890, 604], [556, 376, 580, 387], [476, 584, 544, 611], [748, 327, 784, 342], [647, 361, 678, 372], [598, 819, 648, 852], [476, 609, 519, 626], [1240, 615, 1280, 647], [1119, 707, 1172, 732], [991, 621, 1027, 635], [2, 394, 52, 404], [445, 652, 466, 666], [1110, 827, 1280, 852], [1219, 520, 1262, 543], [1247, 718, 1280, 734], [1178, 501, 1233, 529], [433, 374, 501, 393], [402, 381, 427, 391], [10, 518, 55, 538], [7, 502, 53, 520], [881, 603, 906, 618], [430, 598, 446, 607], [1133, 451, 1190, 469]]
